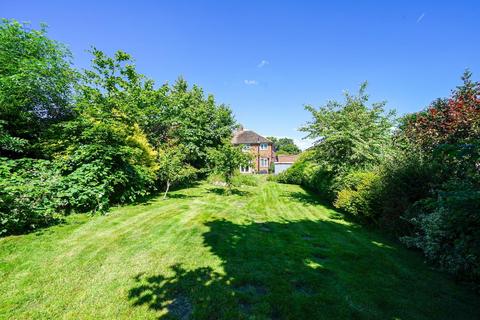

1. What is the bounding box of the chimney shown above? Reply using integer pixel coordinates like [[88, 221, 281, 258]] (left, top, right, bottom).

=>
[[236, 124, 244, 132]]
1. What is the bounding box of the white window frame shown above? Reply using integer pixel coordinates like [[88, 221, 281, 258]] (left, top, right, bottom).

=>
[[260, 157, 269, 167], [242, 144, 251, 152], [260, 143, 268, 150], [240, 166, 251, 173]]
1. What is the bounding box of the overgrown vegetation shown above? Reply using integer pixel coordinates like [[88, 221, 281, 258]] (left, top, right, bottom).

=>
[[278, 73, 480, 286], [0, 19, 235, 235]]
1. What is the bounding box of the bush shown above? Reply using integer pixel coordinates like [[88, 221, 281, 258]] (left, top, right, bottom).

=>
[[277, 151, 335, 201], [57, 144, 157, 212], [402, 180, 480, 284], [266, 174, 278, 182], [208, 173, 258, 187], [373, 150, 440, 233], [334, 170, 379, 219], [0, 158, 62, 235], [231, 174, 258, 187]]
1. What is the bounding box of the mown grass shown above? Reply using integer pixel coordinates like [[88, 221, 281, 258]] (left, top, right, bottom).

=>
[[0, 177, 479, 319]]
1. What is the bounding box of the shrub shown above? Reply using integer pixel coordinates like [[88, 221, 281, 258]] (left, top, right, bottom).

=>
[[231, 174, 258, 187], [57, 143, 157, 212], [372, 150, 440, 233], [334, 170, 379, 219], [402, 180, 480, 284], [266, 174, 278, 182], [277, 151, 335, 201], [0, 158, 62, 235], [208, 173, 258, 187]]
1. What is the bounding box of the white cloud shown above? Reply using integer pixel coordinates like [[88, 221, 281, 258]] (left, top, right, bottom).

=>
[[257, 60, 269, 68], [244, 79, 258, 85], [416, 13, 425, 23]]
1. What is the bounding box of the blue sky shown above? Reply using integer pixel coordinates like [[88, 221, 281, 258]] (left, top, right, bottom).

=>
[[2, 1, 479, 149]]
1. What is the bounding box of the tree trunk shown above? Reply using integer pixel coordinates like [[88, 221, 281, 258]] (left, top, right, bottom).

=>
[[163, 181, 170, 199]]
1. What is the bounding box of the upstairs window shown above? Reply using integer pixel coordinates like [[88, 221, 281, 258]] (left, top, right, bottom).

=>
[[260, 143, 268, 150], [242, 144, 251, 152]]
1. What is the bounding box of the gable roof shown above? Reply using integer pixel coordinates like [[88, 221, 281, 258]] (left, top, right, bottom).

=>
[[232, 130, 271, 144]]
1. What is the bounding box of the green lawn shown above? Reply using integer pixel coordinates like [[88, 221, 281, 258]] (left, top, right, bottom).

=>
[[1, 178, 479, 319]]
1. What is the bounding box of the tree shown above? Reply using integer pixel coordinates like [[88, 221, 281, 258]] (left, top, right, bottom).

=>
[[54, 49, 159, 210], [157, 144, 196, 199], [267, 137, 301, 154], [208, 140, 252, 190], [301, 82, 395, 173], [0, 19, 76, 157], [397, 71, 480, 284], [143, 78, 236, 169]]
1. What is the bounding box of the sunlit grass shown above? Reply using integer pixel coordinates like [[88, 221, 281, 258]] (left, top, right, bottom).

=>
[[0, 177, 478, 319]]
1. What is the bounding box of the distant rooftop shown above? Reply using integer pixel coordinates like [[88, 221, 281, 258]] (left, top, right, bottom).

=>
[[232, 128, 271, 144]]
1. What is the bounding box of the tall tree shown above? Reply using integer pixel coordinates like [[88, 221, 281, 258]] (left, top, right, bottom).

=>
[[0, 19, 76, 157], [158, 78, 236, 169], [301, 82, 395, 173], [54, 49, 158, 210]]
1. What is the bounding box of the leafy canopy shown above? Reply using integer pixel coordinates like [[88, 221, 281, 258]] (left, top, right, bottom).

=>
[[301, 82, 395, 173], [0, 19, 76, 157], [267, 137, 301, 155]]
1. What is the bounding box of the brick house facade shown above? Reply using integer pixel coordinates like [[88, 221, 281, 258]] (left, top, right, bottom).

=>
[[232, 128, 275, 174]]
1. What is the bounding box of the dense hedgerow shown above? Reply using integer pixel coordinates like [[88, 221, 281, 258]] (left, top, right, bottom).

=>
[[279, 73, 480, 285]]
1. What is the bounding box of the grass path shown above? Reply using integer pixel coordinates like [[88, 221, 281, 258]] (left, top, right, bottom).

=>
[[1, 178, 479, 319]]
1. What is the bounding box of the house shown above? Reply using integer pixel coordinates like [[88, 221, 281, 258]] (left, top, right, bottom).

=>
[[232, 127, 275, 174], [274, 154, 299, 175]]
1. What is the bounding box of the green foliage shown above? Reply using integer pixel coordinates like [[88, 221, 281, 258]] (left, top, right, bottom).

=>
[[0, 120, 27, 153], [208, 140, 252, 189], [372, 150, 440, 232], [0, 158, 61, 235], [402, 180, 480, 284], [277, 151, 335, 200], [0, 21, 233, 235], [0, 19, 76, 157], [231, 173, 258, 187], [157, 144, 197, 198], [283, 75, 480, 285], [54, 49, 159, 210], [208, 172, 258, 187], [395, 72, 480, 284], [144, 78, 236, 169], [267, 136, 301, 155], [333, 170, 379, 219], [301, 82, 395, 174]]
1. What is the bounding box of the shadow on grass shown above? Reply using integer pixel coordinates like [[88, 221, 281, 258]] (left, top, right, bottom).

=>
[[285, 187, 369, 223], [31, 218, 65, 237], [133, 182, 203, 205], [207, 187, 251, 197], [127, 218, 476, 319]]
